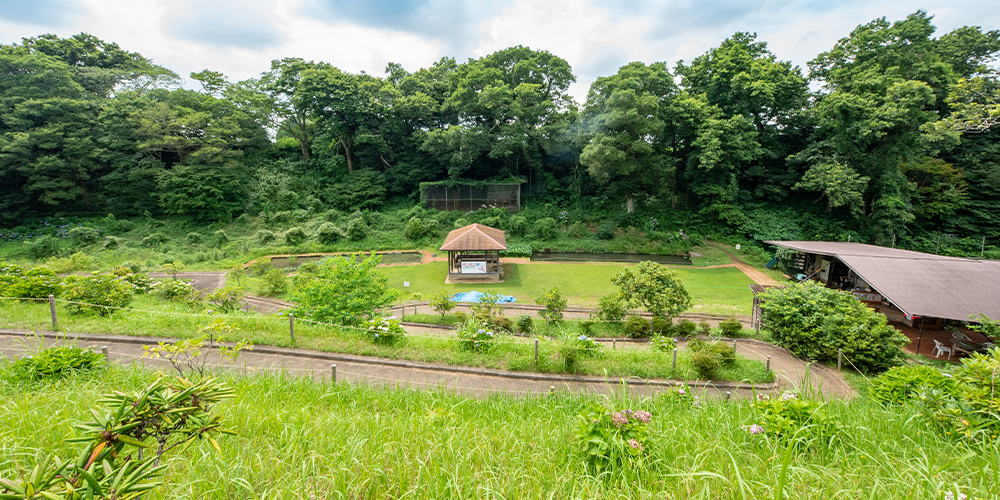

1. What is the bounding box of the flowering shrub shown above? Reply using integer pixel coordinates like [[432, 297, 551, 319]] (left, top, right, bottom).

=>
[[112, 266, 153, 293], [4, 266, 60, 299], [573, 405, 652, 470], [457, 319, 499, 353], [152, 278, 201, 303], [650, 334, 676, 352], [365, 316, 407, 346], [62, 273, 136, 316], [559, 334, 601, 370]]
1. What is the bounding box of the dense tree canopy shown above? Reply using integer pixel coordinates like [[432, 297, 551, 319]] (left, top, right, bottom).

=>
[[1, 13, 999, 249]]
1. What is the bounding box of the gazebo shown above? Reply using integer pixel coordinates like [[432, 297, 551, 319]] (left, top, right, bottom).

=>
[[440, 223, 506, 283]]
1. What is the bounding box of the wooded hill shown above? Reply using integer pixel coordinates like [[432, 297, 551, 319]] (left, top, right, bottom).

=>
[[2, 11, 999, 255]]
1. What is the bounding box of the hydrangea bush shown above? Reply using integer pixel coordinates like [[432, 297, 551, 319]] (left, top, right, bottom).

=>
[[573, 405, 652, 470], [365, 316, 407, 346]]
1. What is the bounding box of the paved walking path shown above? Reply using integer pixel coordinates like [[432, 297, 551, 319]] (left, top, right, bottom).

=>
[[0, 328, 854, 399]]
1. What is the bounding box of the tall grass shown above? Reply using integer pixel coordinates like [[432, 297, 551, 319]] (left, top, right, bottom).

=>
[[0, 366, 996, 499], [0, 297, 770, 383]]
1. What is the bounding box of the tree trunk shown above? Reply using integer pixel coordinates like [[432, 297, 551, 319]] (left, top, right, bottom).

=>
[[626, 194, 634, 213], [299, 139, 310, 160], [338, 135, 354, 173]]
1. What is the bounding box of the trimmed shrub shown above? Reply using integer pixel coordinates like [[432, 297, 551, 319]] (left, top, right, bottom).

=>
[[677, 320, 697, 336], [691, 350, 721, 379], [534, 218, 557, 240], [689, 339, 736, 368], [185, 232, 203, 245], [254, 230, 276, 245], [62, 274, 136, 316], [719, 317, 743, 337], [152, 278, 200, 302], [492, 316, 513, 333], [285, 227, 308, 245], [68, 226, 100, 245], [623, 316, 651, 338], [651, 316, 672, 335]]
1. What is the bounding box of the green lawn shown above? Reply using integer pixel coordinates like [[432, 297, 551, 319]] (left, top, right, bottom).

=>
[[381, 262, 755, 315]]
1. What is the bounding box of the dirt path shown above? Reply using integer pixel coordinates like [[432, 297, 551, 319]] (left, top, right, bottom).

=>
[[707, 243, 779, 286]]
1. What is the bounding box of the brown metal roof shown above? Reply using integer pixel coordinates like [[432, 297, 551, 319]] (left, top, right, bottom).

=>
[[767, 241, 1000, 322], [440, 223, 507, 251]]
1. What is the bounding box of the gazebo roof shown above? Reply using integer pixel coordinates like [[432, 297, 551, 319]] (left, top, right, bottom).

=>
[[440, 223, 507, 251]]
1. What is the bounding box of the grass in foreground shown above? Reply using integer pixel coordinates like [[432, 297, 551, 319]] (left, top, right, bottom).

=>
[[0, 366, 995, 499], [0, 297, 770, 383]]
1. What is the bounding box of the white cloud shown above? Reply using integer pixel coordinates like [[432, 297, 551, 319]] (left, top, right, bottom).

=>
[[0, 0, 997, 102]]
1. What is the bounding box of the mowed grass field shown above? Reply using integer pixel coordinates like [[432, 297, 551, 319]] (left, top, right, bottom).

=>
[[381, 262, 755, 315]]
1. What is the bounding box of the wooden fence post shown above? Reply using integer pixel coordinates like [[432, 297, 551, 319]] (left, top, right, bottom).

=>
[[289, 313, 296, 346], [49, 295, 57, 330]]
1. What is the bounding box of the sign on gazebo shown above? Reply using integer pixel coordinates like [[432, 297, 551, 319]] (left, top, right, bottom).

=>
[[440, 223, 507, 283]]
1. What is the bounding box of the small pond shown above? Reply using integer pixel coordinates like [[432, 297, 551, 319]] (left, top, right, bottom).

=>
[[529, 252, 691, 265], [270, 251, 423, 268]]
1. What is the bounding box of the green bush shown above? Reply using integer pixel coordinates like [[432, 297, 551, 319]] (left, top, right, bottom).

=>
[[753, 393, 840, 441], [760, 281, 908, 373], [499, 242, 532, 258], [534, 218, 558, 240], [596, 221, 616, 240], [45, 252, 92, 273], [698, 321, 712, 335], [560, 334, 601, 370], [68, 226, 100, 245], [690, 350, 721, 379], [423, 218, 440, 236], [573, 405, 652, 471], [430, 289, 456, 318], [457, 319, 500, 353], [102, 236, 122, 249], [249, 259, 272, 276], [623, 316, 651, 338], [285, 227, 308, 245], [366, 316, 408, 346], [869, 365, 957, 405], [291, 254, 399, 326], [213, 229, 229, 246], [112, 267, 153, 293], [689, 339, 736, 368], [255, 229, 276, 245], [347, 218, 367, 241], [507, 216, 528, 236], [915, 347, 1000, 440], [651, 316, 672, 335], [568, 221, 588, 239], [453, 217, 470, 229], [719, 317, 743, 337], [597, 293, 628, 322], [535, 287, 567, 322], [141, 232, 168, 247], [6, 267, 60, 299], [677, 319, 697, 336], [205, 285, 246, 313], [262, 269, 287, 295], [2, 346, 105, 382], [492, 315, 513, 333], [650, 334, 676, 352], [26, 235, 60, 258], [316, 222, 345, 244], [186, 232, 203, 245], [62, 274, 136, 316], [152, 278, 200, 302], [517, 315, 534, 334], [404, 217, 425, 240]]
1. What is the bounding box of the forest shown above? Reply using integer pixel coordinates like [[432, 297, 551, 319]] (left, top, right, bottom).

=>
[[1, 10, 999, 256]]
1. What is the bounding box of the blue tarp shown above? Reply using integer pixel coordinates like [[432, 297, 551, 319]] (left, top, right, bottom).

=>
[[450, 291, 517, 303]]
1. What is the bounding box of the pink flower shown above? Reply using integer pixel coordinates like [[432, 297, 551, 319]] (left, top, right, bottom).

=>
[[610, 412, 629, 427], [634, 410, 652, 423], [742, 424, 764, 435], [678, 389, 686, 396], [627, 439, 643, 451]]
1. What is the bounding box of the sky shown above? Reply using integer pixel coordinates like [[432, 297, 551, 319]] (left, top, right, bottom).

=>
[[1, 0, 997, 103]]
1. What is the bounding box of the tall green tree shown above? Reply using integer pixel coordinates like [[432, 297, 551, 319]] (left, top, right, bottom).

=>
[[0, 52, 100, 221]]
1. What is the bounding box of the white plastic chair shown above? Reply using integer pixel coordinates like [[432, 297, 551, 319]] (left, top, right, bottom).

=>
[[952, 331, 971, 342], [933, 339, 953, 360]]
